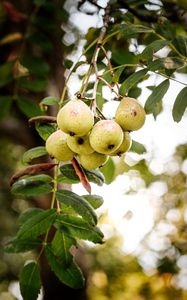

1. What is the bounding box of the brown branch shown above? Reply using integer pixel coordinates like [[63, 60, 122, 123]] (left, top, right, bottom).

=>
[[28, 116, 57, 126]]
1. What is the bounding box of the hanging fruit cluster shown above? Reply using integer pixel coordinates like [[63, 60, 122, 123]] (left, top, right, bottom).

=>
[[46, 96, 146, 170]]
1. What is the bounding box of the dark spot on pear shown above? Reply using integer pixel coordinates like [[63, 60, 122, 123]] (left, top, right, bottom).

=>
[[77, 137, 84, 145], [70, 132, 75, 136], [108, 144, 114, 150]]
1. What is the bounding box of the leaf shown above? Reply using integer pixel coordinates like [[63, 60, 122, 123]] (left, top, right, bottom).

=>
[[85, 169, 105, 186], [120, 69, 148, 96], [172, 87, 187, 122], [129, 140, 147, 154], [21, 56, 49, 77], [17, 97, 43, 118], [60, 164, 80, 181], [22, 146, 47, 165], [148, 57, 185, 71], [20, 262, 41, 300], [60, 164, 105, 186], [113, 67, 125, 83], [51, 231, 76, 267], [19, 77, 48, 92], [140, 40, 170, 60], [45, 245, 85, 289], [172, 35, 187, 57], [17, 209, 57, 240], [11, 177, 53, 197], [118, 24, 153, 38], [18, 208, 44, 225], [40, 96, 59, 106], [112, 49, 136, 65], [144, 79, 170, 114], [0, 96, 12, 120], [5, 238, 41, 253], [56, 214, 104, 243], [0, 62, 14, 87], [35, 123, 56, 140], [82, 194, 104, 209], [100, 157, 115, 184], [56, 189, 97, 226]]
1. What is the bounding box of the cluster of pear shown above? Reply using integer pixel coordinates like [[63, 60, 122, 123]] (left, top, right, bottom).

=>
[[45, 97, 146, 170]]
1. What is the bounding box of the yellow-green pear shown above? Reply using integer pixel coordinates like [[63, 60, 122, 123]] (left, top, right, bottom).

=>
[[79, 152, 108, 170], [46, 130, 74, 161], [67, 134, 94, 155], [89, 120, 123, 155], [57, 99, 94, 136], [115, 97, 146, 131], [110, 131, 132, 156]]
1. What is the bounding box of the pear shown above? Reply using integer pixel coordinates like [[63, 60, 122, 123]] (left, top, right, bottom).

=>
[[110, 131, 132, 156], [115, 97, 146, 131], [79, 152, 108, 170], [46, 129, 74, 161], [57, 99, 94, 136], [67, 134, 94, 155], [89, 120, 123, 155]]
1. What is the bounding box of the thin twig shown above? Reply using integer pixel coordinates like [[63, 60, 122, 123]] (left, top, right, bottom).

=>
[[98, 76, 120, 97]]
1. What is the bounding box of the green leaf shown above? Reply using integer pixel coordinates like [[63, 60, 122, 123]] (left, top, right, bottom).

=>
[[0, 96, 12, 120], [51, 231, 76, 267], [18, 208, 44, 225], [11, 176, 53, 197], [118, 24, 153, 38], [56, 214, 104, 243], [17, 209, 57, 240], [19, 77, 48, 92], [21, 56, 49, 77], [85, 169, 105, 186], [113, 67, 125, 83], [129, 140, 147, 154], [45, 245, 85, 289], [17, 97, 43, 118], [35, 123, 56, 140], [59, 164, 80, 181], [40, 96, 59, 106], [120, 68, 147, 96], [112, 49, 136, 65], [148, 57, 185, 72], [172, 36, 187, 57], [144, 79, 170, 114], [5, 238, 41, 253], [56, 189, 97, 226], [82, 194, 104, 209], [0, 62, 14, 87], [59, 164, 105, 186], [22, 146, 47, 165], [140, 40, 170, 60], [20, 261, 41, 300], [172, 87, 187, 122], [100, 157, 115, 184]]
